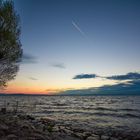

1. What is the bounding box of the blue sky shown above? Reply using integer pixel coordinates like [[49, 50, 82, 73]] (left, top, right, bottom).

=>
[[3, 0, 140, 94]]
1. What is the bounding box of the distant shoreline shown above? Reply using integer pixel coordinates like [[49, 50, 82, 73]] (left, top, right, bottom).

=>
[[0, 93, 140, 96]]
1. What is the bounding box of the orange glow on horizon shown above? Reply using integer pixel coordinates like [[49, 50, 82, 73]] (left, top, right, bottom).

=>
[[0, 77, 118, 94]]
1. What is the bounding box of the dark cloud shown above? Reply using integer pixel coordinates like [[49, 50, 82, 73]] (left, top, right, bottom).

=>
[[29, 77, 38, 80], [73, 74, 97, 79], [73, 72, 140, 80], [69, 72, 140, 95], [106, 72, 140, 80], [59, 80, 140, 95], [21, 53, 38, 64], [50, 62, 66, 69]]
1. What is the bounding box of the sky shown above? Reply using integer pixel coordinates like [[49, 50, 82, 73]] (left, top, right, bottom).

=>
[[2, 0, 140, 94]]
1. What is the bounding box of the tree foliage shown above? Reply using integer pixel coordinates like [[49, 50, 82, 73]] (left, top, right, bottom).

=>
[[0, 0, 22, 88]]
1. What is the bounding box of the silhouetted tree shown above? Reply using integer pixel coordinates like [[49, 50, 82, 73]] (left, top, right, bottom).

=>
[[0, 0, 22, 88]]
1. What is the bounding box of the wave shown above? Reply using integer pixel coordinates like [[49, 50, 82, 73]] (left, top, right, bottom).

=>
[[93, 107, 140, 112], [35, 109, 140, 119]]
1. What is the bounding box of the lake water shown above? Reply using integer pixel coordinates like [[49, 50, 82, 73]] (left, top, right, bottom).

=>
[[0, 95, 140, 132]]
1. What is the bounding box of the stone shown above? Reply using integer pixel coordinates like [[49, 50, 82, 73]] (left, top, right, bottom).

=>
[[7, 134, 18, 140], [86, 136, 99, 140], [51, 132, 61, 140], [52, 126, 60, 132], [0, 130, 5, 137], [1, 108, 6, 114], [52, 134, 81, 140], [133, 137, 140, 140], [26, 115, 35, 120], [71, 127, 84, 133], [29, 133, 46, 140], [101, 135, 110, 140], [110, 137, 119, 140], [40, 117, 55, 123], [64, 135, 81, 140], [0, 123, 9, 133], [73, 132, 84, 139], [20, 124, 31, 130], [84, 132, 91, 136], [20, 123, 35, 131]]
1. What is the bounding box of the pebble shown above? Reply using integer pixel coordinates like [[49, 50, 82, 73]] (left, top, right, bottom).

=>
[[101, 135, 110, 140], [7, 134, 18, 140], [0, 123, 9, 131], [110, 137, 119, 140], [29, 133, 46, 140], [86, 136, 99, 140], [0, 113, 140, 140]]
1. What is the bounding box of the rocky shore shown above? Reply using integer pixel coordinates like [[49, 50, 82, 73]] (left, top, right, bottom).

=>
[[0, 112, 140, 140]]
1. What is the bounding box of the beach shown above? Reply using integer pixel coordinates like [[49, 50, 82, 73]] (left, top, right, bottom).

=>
[[0, 112, 140, 140]]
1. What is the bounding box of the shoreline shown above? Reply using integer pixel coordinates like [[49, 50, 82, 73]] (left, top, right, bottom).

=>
[[0, 112, 140, 140]]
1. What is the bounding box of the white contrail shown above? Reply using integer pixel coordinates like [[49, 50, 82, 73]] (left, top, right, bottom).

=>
[[72, 20, 86, 37]]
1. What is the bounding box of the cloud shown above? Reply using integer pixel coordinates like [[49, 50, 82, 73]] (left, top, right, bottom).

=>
[[21, 53, 38, 64], [59, 72, 140, 95], [72, 20, 86, 37], [50, 62, 66, 69], [59, 80, 140, 95], [67, 72, 140, 95], [73, 72, 140, 80], [73, 74, 97, 79], [29, 77, 38, 80], [106, 72, 140, 80]]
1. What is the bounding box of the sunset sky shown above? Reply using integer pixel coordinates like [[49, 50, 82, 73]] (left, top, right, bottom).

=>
[[2, 0, 140, 94]]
